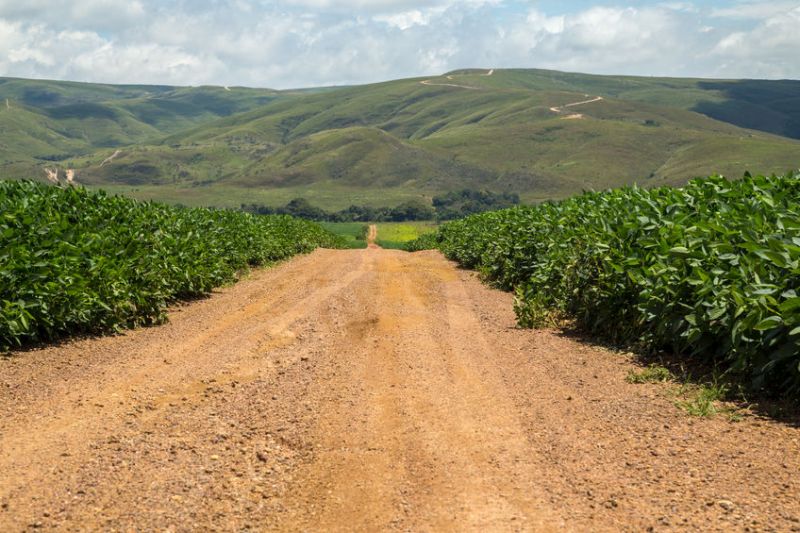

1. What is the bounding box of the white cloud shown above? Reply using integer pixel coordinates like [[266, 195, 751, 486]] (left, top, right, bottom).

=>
[[0, 1, 797, 88], [374, 9, 431, 29], [710, 1, 800, 20], [710, 6, 800, 78]]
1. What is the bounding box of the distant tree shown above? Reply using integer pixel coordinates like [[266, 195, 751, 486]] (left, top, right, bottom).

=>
[[387, 200, 436, 221], [239, 189, 521, 222], [432, 189, 519, 220], [279, 198, 328, 220]]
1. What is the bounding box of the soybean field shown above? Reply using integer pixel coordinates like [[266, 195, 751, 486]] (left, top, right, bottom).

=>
[[0, 181, 343, 349], [410, 172, 800, 397]]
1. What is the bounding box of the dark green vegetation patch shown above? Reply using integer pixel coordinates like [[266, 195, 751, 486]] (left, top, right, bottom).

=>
[[411, 172, 800, 397], [0, 181, 343, 350]]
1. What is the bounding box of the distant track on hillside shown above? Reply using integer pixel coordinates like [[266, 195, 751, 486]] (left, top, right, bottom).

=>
[[549, 95, 604, 119], [99, 150, 122, 168], [421, 68, 494, 90]]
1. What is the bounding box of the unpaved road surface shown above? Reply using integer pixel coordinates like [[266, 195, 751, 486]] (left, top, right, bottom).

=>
[[1, 248, 799, 531], [367, 224, 379, 248]]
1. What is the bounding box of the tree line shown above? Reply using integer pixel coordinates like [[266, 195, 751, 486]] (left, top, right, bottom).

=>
[[240, 189, 520, 222]]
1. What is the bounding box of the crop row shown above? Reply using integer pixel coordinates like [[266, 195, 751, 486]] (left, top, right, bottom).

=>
[[0, 181, 344, 349], [410, 172, 800, 397]]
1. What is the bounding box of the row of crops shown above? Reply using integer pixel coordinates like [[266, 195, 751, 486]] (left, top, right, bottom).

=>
[[1, 181, 344, 350], [409, 172, 800, 397]]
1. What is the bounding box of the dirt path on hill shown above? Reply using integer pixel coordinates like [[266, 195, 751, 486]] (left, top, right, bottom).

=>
[[549, 95, 604, 119], [421, 68, 493, 90], [98, 150, 121, 167], [1, 248, 799, 531]]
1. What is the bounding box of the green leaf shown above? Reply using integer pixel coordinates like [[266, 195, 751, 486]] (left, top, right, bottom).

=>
[[754, 316, 783, 331], [779, 297, 800, 313]]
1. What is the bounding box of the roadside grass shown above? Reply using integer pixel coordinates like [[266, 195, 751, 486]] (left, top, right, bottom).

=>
[[625, 360, 746, 419], [625, 364, 673, 384], [319, 222, 369, 249], [376, 222, 438, 249], [672, 379, 740, 419]]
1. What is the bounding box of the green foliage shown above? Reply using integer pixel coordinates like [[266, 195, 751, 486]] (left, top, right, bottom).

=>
[[319, 222, 369, 249], [432, 189, 520, 220], [242, 197, 436, 222], [242, 190, 513, 223], [0, 181, 343, 350], [404, 232, 440, 252], [428, 171, 800, 397]]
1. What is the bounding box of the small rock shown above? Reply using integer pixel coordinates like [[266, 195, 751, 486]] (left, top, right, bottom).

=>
[[604, 499, 618, 509], [256, 451, 268, 462], [718, 500, 735, 512], [210, 454, 220, 461]]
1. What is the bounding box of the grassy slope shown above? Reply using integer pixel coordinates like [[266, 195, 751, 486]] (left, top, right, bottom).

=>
[[0, 77, 283, 177], [2, 70, 800, 207]]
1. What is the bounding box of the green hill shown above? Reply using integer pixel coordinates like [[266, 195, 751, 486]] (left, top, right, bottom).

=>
[[0, 77, 283, 178], [2, 70, 799, 207]]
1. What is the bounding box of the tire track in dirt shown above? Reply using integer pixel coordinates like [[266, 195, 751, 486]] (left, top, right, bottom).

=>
[[1, 248, 798, 531], [367, 224, 379, 249], [273, 251, 558, 531]]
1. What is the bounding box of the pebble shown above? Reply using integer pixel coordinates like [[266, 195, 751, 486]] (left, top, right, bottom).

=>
[[718, 500, 735, 512]]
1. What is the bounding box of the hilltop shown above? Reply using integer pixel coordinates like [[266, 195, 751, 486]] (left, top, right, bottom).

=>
[[1, 69, 799, 207]]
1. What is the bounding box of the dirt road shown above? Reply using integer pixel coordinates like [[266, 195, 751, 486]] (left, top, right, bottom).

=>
[[421, 69, 493, 90], [367, 224, 379, 248], [549, 95, 604, 119], [98, 150, 121, 168], [1, 248, 799, 531]]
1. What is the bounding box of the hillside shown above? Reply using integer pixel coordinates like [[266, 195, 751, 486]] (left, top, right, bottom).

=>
[[0, 77, 283, 176], [2, 70, 800, 206]]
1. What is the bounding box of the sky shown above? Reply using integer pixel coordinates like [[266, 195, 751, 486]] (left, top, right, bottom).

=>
[[0, 0, 798, 89]]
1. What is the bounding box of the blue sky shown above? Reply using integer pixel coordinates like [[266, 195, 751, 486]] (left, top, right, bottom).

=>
[[0, 1, 798, 88]]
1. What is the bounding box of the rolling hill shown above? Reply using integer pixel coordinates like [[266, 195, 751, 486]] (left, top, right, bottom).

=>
[[0, 77, 283, 172], [2, 70, 799, 207]]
